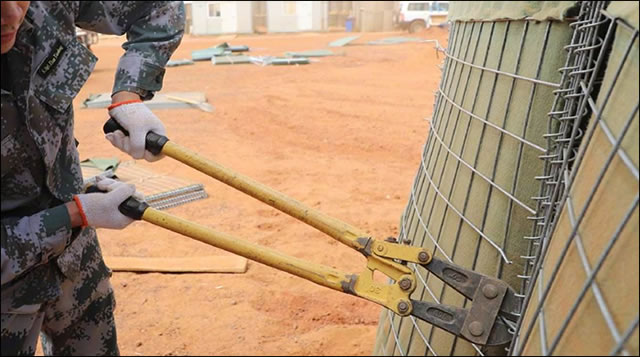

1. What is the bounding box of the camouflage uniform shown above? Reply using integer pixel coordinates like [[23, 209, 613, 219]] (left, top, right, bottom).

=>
[[1, 2, 184, 355]]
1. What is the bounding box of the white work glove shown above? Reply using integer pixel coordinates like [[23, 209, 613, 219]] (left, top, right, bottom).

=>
[[106, 102, 167, 162], [74, 178, 143, 229]]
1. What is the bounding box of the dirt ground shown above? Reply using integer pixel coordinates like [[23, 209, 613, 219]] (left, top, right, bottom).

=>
[[48, 28, 448, 355]]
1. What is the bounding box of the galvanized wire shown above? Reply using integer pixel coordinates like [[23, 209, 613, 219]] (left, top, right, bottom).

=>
[[611, 317, 640, 356], [436, 90, 547, 153], [512, 2, 639, 355], [144, 183, 205, 201], [546, 194, 639, 355], [512, 2, 612, 353], [378, 12, 565, 355], [377, 2, 638, 356], [380, 21, 465, 356], [515, 101, 639, 355], [519, 2, 611, 296], [149, 190, 209, 210], [113, 162, 210, 210], [443, 51, 561, 89], [428, 127, 537, 216], [410, 19, 492, 355]]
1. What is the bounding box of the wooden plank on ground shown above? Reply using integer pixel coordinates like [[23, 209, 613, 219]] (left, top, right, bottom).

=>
[[104, 256, 247, 273]]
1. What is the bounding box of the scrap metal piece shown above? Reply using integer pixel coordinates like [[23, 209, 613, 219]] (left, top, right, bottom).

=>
[[166, 58, 194, 67], [191, 42, 250, 61], [328, 35, 361, 47], [217, 42, 250, 52], [267, 57, 310, 66], [250, 56, 310, 66], [284, 50, 335, 57], [211, 55, 252, 65], [191, 46, 229, 61]]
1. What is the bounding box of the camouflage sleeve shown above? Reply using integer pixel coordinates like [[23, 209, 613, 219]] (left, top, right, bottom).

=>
[[71, 1, 185, 100], [1, 205, 72, 285]]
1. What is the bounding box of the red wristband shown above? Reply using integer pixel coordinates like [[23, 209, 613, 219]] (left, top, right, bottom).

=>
[[73, 195, 90, 227], [108, 99, 142, 111]]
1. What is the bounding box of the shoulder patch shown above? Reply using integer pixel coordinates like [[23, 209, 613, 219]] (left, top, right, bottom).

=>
[[38, 40, 66, 77]]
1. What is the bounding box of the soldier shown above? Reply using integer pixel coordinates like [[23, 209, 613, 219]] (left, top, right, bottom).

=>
[[1, 1, 184, 355]]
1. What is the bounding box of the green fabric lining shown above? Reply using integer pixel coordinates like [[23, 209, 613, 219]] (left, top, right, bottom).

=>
[[449, 1, 579, 22], [607, 1, 639, 30]]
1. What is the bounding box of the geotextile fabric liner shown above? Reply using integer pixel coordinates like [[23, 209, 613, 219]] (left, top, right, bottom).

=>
[[448, 1, 579, 22], [516, 2, 639, 355], [373, 7, 576, 357]]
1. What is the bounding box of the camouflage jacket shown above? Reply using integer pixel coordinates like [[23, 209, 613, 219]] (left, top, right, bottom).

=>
[[1, 1, 184, 312]]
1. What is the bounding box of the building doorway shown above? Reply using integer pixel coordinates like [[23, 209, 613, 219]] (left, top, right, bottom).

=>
[[252, 1, 267, 33]]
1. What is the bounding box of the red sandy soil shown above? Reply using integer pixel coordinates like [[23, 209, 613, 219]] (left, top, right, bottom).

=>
[[41, 27, 448, 356]]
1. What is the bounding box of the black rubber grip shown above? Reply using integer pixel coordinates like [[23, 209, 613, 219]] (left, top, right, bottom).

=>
[[85, 185, 149, 220], [103, 117, 169, 155]]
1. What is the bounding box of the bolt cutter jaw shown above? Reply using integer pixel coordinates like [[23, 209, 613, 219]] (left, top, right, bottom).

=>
[[410, 299, 514, 347]]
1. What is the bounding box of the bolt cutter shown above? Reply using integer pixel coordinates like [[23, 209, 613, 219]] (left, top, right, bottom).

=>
[[100, 118, 522, 347]]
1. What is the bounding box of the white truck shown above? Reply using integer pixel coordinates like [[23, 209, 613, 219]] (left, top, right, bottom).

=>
[[394, 1, 449, 33]]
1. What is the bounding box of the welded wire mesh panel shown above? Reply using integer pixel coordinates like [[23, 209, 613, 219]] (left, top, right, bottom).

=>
[[514, 2, 639, 355], [82, 161, 209, 210], [115, 161, 209, 209], [373, 7, 577, 356]]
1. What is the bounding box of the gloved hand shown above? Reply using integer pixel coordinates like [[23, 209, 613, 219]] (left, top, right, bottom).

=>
[[106, 101, 167, 161], [73, 178, 143, 229]]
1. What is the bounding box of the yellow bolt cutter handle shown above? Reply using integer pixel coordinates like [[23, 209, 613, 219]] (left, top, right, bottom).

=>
[[103, 118, 428, 315]]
